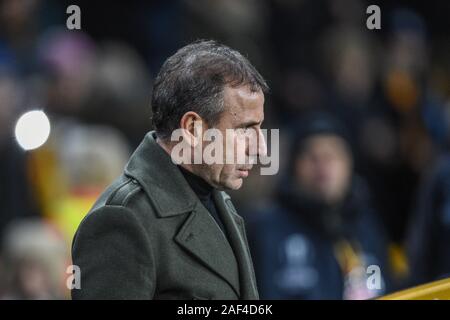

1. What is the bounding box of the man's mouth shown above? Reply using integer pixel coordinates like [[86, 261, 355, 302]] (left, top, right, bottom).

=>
[[237, 166, 253, 178]]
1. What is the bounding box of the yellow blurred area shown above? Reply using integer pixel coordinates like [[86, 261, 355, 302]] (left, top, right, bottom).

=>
[[379, 277, 450, 300], [27, 145, 98, 246], [388, 243, 409, 280], [26, 123, 130, 247]]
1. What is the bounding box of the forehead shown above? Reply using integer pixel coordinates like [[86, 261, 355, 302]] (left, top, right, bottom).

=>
[[222, 85, 265, 123]]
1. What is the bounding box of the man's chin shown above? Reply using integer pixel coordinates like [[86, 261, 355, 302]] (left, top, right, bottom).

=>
[[231, 178, 244, 190], [220, 178, 243, 191]]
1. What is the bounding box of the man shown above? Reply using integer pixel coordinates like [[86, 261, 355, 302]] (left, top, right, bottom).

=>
[[245, 113, 390, 299], [71, 40, 268, 299]]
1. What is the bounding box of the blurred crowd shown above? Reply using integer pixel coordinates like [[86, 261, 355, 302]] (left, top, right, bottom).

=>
[[0, 0, 449, 299]]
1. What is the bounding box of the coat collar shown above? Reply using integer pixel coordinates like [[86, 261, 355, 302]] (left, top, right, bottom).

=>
[[124, 131, 197, 217]]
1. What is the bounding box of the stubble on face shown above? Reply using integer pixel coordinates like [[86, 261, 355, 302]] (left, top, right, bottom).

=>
[[196, 84, 265, 190]]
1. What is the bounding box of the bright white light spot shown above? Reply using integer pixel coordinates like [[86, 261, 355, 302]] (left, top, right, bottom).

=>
[[15, 110, 51, 150]]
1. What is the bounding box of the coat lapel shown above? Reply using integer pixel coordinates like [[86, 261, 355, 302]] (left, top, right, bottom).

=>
[[214, 191, 259, 300], [174, 203, 240, 296]]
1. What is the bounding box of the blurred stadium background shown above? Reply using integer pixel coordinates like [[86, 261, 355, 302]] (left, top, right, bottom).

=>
[[0, 0, 449, 299]]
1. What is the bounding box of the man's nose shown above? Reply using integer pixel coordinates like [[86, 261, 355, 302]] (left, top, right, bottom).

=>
[[248, 128, 267, 158]]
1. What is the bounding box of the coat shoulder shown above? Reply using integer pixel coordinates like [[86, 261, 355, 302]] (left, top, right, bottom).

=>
[[89, 174, 153, 212], [104, 176, 143, 207], [79, 174, 158, 236]]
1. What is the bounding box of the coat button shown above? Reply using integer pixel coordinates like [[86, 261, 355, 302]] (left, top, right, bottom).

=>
[[185, 233, 194, 242]]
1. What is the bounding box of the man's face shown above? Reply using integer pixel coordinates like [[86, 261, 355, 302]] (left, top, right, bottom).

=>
[[295, 134, 352, 204], [194, 85, 266, 190]]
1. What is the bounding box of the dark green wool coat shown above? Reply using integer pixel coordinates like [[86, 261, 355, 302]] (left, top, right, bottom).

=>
[[71, 132, 259, 300]]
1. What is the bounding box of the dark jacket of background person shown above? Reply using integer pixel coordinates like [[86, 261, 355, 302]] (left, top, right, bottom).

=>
[[71, 132, 259, 300], [406, 154, 450, 286], [245, 176, 390, 299]]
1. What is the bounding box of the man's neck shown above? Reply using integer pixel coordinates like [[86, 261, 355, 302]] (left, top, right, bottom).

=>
[[156, 134, 211, 188], [155, 136, 172, 155]]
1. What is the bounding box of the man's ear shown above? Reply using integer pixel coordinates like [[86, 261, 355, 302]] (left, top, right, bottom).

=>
[[179, 111, 204, 147]]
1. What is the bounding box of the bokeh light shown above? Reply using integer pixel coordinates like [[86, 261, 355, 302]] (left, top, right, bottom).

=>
[[14, 110, 51, 151]]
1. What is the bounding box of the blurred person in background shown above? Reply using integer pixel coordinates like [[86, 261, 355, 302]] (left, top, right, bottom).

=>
[[405, 153, 450, 286], [0, 0, 42, 75], [316, 8, 448, 285], [245, 112, 390, 299], [366, 8, 447, 247], [27, 121, 130, 246], [0, 219, 68, 299], [36, 28, 152, 145]]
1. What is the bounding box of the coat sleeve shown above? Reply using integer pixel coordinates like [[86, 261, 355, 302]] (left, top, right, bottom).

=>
[[71, 205, 156, 299]]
